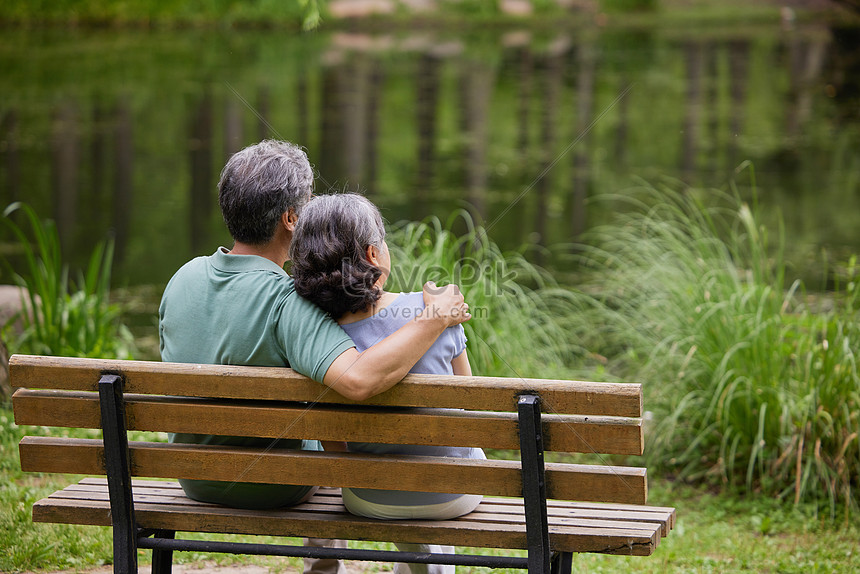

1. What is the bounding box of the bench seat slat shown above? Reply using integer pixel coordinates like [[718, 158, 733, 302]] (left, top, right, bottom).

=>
[[67, 479, 675, 535], [19, 437, 648, 505], [42, 489, 665, 538], [12, 389, 644, 455], [9, 355, 643, 417], [32, 480, 663, 555], [44, 489, 664, 536]]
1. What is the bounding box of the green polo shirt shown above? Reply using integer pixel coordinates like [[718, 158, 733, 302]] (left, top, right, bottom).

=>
[[158, 247, 355, 509]]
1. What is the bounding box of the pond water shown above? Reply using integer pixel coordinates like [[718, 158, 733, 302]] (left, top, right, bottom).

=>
[[1, 20, 859, 294]]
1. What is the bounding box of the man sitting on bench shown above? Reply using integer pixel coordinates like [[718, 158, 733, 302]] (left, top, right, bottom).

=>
[[158, 140, 471, 573]]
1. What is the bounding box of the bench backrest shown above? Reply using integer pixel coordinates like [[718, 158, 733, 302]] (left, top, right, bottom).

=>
[[12, 354, 648, 505]]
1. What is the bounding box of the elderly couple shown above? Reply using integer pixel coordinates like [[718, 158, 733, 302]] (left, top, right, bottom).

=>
[[158, 140, 483, 574]]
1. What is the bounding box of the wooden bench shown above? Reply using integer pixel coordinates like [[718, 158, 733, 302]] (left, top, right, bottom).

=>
[[11, 354, 675, 574]]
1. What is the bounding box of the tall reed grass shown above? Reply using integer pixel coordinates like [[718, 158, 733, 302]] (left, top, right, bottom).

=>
[[570, 181, 860, 515], [1, 202, 134, 360], [386, 210, 585, 380]]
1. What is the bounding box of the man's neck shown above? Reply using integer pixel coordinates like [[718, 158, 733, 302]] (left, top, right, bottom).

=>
[[229, 240, 289, 268]]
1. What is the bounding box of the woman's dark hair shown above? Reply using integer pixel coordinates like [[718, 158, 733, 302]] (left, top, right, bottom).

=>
[[290, 193, 387, 319]]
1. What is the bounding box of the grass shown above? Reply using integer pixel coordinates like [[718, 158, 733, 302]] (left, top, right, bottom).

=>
[[0, 409, 112, 572], [569, 482, 860, 573], [567, 178, 860, 516]]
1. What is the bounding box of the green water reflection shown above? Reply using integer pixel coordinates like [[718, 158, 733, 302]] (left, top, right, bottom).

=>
[[0, 23, 858, 291]]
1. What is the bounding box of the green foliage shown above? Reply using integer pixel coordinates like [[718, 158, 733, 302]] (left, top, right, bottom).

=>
[[1, 202, 135, 360], [571, 181, 860, 515], [600, 0, 659, 12], [298, 0, 322, 30], [386, 210, 585, 380]]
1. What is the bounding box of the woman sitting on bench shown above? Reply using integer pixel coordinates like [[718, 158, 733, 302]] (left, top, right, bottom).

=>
[[290, 193, 485, 573]]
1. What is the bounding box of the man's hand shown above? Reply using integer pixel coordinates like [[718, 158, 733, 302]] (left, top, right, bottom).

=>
[[422, 281, 471, 327]]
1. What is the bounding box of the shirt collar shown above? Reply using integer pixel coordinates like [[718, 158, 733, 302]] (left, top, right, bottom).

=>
[[210, 247, 288, 276]]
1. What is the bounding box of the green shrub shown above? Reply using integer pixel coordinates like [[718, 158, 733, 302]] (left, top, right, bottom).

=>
[[571, 182, 860, 515], [1, 202, 135, 360]]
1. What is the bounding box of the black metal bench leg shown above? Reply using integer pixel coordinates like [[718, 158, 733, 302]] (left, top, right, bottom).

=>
[[151, 530, 176, 574], [518, 394, 551, 574], [99, 373, 138, 574], [551, 551, 573, 574]]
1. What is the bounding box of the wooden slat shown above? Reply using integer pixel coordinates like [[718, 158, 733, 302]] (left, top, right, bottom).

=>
[[53, 488, 665, 536], [78, 479, 673, 533], [45, 489, 662, 536], [12, 389, 644, 455], [32, 481, 661, 555], [477, 501, 675, 534], [70, 478, 674, 534], [19, 437, 647, 505], [9, 354, 642, 416]]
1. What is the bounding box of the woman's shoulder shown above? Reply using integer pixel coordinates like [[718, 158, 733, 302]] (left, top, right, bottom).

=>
[[366, 291, 424, 326], [397, 291, 426, 309]]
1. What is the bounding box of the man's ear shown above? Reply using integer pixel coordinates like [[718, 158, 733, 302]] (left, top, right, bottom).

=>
[[283, 209, 299, 232]]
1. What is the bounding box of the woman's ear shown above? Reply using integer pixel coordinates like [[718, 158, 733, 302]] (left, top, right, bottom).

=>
[[365, 245, 379, 266]]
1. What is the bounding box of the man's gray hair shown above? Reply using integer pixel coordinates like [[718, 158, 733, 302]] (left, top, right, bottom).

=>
[[290, 194, 387, 318], [218, 140, 314, 245]]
